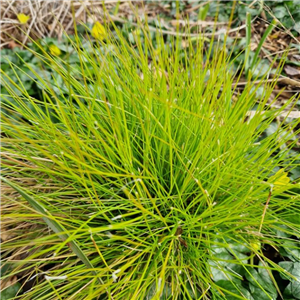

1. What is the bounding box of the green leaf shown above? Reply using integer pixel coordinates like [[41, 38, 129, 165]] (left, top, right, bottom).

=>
[[294, 23, 300, 34], [279, 262, 300, 299], [225, 237, 250, 254], [252, 60, 271, 78], [281, 241, 300, 262], [209, 251, 244, 282], [217, 280, 255, 300], [279, 262, 300, 279], [276, 224, 292, 238], [273, 6, 288, 18], [198, 3, 210, 21], [250, 19, 276, 74], [145, 282, 173, 300], [285, 282, 300, 299], [265, 122, 279, 137], [0, 282, 22, 300], [0, 262, 12, 276], [245, 265, 277, 300]]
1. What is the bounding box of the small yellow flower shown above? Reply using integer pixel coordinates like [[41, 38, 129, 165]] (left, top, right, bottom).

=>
[[91, 21, 106, 40], [269, 169, 290, 191], [250, 241, 261, 251], [49, 44, 61, 56], [17, 13, 30, 24]]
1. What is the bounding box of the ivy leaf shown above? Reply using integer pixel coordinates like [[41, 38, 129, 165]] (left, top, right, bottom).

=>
[[145, 282, 173, 300], [245, 264, 277, 300], [0, 282, 21, 300], [278, 262, 300, 299], [273, 6, 288, 18], [209, 251, 244, 282], [217, 280, 255, 300], [281, 240, 300, 262], [294, 23, 300, 34]]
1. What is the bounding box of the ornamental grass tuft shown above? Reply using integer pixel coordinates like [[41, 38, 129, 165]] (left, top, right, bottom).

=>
[[1, 19, 300, 300]]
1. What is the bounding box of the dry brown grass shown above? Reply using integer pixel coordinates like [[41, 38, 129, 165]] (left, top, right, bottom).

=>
[[0, 0, 142, 48]]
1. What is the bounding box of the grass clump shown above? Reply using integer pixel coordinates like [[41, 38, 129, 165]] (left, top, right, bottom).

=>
[[1, 20, 300, 300]]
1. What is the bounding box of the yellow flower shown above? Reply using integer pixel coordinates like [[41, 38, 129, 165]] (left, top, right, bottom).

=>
[[49, 44, 61, 56], [91, 21, 106, 40], [269, 169, 290, 191], [17, 13, 30, 24], [250, 241, 261, 251]]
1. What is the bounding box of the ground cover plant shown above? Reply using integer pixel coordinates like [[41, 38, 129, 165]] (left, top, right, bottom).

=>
[[1, 13, 300, 300]]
